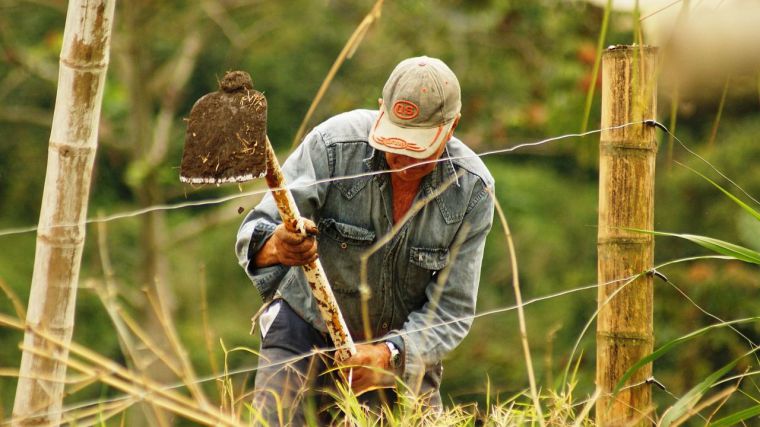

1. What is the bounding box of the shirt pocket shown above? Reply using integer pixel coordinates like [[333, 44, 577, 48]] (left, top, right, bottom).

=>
[[317, 218, 376, 294], [404, 247, 450, 307]]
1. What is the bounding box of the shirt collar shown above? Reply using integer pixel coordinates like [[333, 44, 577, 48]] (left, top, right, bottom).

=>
[[423, 144, 457, 192], [362, 144, 384, 172]]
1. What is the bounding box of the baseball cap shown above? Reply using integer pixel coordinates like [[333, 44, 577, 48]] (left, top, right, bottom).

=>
[[369, 56, 461, 159]]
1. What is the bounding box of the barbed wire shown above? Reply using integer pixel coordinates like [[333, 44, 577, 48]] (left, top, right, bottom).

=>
[[3, 271, 632, 424], [565, 262, 760, 424], [4, 120, 753, 243], [658, 271, 760, 356], [0, 121, 645, 240], [650, 120, 760, 207], [10, 255, 742, 424], [4, 121, 759, 422]]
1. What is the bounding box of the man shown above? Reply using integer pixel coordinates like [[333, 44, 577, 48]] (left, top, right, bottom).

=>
[[236, 56, 494, 423]]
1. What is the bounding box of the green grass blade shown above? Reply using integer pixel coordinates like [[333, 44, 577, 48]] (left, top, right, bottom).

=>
[[708, 77, 730, 149], [613, 317, 760, 395], [580, 0, 612, 133], [681, 163, 760, 222], [676, 234, 760, 264], [659, 350, 757, 427], [667, 83, 679, 168], [630, 229, 760, 265], [710, 404, 760, 427]]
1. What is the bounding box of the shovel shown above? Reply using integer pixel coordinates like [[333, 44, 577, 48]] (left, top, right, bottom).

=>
[[179, 71, 356, 361]]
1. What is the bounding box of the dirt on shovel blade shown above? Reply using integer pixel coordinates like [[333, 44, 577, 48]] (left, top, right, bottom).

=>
[[180, 70, 267, 184]]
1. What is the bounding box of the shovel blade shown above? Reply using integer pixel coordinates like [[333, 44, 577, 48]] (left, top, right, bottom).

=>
[[180, 71, 267, 184]]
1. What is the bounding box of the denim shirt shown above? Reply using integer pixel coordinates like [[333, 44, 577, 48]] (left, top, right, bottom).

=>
[[236, 109, 494, 392]]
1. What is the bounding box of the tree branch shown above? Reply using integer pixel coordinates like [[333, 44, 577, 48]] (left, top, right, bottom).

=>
[[143, 29, 204, 172], [0, 106, 53, 127]]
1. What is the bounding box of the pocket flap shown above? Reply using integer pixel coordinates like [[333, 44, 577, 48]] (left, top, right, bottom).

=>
[[409, 247, 450, 270], [319, 218, 376, 244]]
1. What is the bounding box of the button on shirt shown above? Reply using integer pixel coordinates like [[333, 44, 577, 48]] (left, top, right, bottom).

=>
[[236, 109, 494, 390]]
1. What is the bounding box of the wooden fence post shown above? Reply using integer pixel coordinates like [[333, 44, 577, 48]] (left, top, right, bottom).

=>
[[12, 1, 116, 425], [596, 45, 658, 426]]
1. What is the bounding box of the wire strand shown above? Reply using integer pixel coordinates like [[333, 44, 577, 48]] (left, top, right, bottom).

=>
[[653, 121, 760, 207], [13, 255, 735, 423], [6, 122, 756, 421], [0, 122, 645, 240], [5, 273, 636, 424]]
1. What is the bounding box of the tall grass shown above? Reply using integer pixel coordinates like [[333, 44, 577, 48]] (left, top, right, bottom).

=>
[[3, 183, 758, 425], [3, 1, 759, 424], [0, 304, 603, 426]]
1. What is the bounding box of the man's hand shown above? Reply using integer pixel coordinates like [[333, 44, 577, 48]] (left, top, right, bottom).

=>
[[254, 219, 319, 267], [342, 343, 396, 394]]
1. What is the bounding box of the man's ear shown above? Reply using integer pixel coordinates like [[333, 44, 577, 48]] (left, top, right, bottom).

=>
[[448, 114, 461, 136], [443, 114, 461, 143], [378, 98, 384, 108], [451, 113, 461, 131]]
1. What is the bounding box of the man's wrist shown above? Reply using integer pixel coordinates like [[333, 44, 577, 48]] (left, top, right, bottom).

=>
[[376, 342, 392, 370], [384, 341, 402, 372], [253, 237, 278, 267]]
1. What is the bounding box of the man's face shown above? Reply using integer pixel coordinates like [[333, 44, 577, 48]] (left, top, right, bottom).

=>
[[385, 140, 447, 182], [378, 98, 460, 182]]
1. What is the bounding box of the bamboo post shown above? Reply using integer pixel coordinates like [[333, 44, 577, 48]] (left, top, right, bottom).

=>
[[596, 45, 658, 426], [13, 1, 116, 425]]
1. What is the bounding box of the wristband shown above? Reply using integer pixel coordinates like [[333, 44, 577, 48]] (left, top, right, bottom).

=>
[[384, 341, 401, 371]]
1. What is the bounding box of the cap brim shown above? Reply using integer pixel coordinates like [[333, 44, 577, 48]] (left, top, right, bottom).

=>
[[368, 110, 455, 159]]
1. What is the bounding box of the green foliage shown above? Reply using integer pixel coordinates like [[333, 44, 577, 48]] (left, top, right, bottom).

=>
[[0, 0, 759, 424], [711, 404, 760, 427], [659, 346, 759, 427], [685, 164, 760, 222], [241, 367, 597, 426], [638, 229, 760, 264], [614, 317, 760, 396]]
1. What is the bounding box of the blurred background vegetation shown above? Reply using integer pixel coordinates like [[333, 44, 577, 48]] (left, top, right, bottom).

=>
[[1, 0, 759, 422]]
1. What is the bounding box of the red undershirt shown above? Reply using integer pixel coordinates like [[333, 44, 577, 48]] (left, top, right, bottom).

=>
[[390, 174, 422, 224]]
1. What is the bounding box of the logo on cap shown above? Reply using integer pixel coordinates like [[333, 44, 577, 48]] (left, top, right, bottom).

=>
[[392, 100, 419, 120], [373, 136, 424, 152]]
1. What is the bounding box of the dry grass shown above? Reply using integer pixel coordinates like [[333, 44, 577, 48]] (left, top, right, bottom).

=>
[[0, 190, 605, 426], [2, 217, 757, 425], [3, 0, 758, 424], [0, 303, 603, 426]]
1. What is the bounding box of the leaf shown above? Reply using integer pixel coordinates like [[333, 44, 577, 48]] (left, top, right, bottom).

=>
[[613, 317, 760, 395], [659, 352, 751, 427], [630, 229, 760, 265], [674, 234, 760, 264], [710, 404, 760, 427], [682, 163, 760, 223]]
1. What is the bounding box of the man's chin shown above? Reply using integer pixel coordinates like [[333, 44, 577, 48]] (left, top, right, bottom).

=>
[[393, 170, 427, 182]]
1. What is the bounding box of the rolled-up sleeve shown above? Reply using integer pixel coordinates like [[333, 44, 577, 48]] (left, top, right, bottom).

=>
[[396, 182, 495, 390], [235, 129, 332, 300]]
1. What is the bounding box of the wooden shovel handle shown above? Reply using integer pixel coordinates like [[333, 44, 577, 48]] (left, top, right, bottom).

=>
[[263, 137, 356, 361]]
